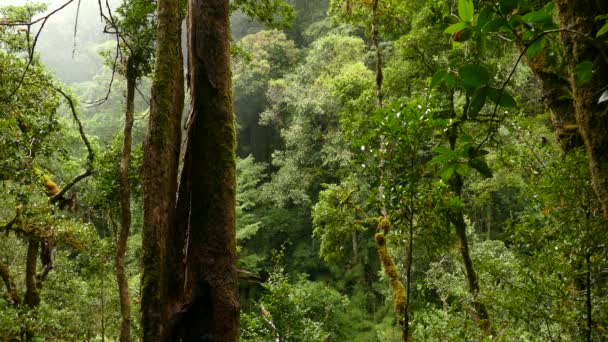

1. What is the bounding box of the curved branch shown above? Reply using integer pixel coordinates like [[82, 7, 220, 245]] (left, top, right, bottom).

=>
[[51, 86, 94, 202]]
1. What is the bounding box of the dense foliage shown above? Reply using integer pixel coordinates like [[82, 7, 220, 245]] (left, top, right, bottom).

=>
[[1, 0, 607, 340]]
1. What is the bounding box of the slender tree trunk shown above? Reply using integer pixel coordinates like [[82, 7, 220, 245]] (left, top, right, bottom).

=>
[[371, 0, 383, 108], [403, 190, 414, 341], [554, 1, 608, 219], [447, 120, 492, 333], [24, 238, 40, 308], [141, 0, 184, 339], [0, 260, 19, 305], [163, 0, 239, 339], [116, 57, 135, 342]]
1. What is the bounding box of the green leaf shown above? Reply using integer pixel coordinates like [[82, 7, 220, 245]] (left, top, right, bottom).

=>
[[430, 154, 453, 165], [488, 88, 517, 108], [597, 22, 608, 37], [483, 17, 507, 32], [458, 0, 474, 22], [459, 64, 490, 93], [522, 10, 553, 25], [445, 22, 470, 34], [527, 36, 547, 59], [457, 134, 474, 144], [574, 61, 594, 87], [499, 0, 518, 14], [439, 163, 456, 181], [433, 146, 453, 155], [476, 8, 494, 31], [431, 70, 455, 89], [455, 163, 469, 176], [469, 86, 489, 115], [431, 70, 448, 88], [469, 159, 493, 178]]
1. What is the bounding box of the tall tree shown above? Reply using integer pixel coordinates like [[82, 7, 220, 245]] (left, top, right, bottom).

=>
[[164, 0, 239, 339], [140, 0, 184, 339]]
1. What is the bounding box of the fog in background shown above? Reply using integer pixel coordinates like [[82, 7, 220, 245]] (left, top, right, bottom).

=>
[[2, 0, 120, 83]]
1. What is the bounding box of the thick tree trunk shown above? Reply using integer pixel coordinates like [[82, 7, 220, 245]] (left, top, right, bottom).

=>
[[141, 0, 184, 339], [555, 0, 608, 219], [116, 57, 135, 342], [163, 0, 239, 339]]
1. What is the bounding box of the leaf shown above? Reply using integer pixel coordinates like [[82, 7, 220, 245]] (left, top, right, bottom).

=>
[[499, 0, 518, 14], [574, 61, 594, 87], [527, 36, 547, 59], [455, 163, 469, 176], [433, 146, 453, 155], [469, 159, 493, 178], [457, 134, 474, 144], [459, 64, 490, 93], [522, 10, 553, 25], [431, 70, 448, 88], [596, 22, 608, 37], [458, 0, 474, 22], [483, 17, 507, 32], [469, 86, 489, 115], [439, 163, 456, 181], [599, 90, 608, 104], [430, 154, 453, 165], [431, 70, 455, 89], [445, 22, 470, 34], [476, 7, 494, 31], [488, 88, 517, 108]]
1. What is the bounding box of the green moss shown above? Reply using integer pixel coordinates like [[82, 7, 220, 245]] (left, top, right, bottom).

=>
[[374, 225, 407, 324]]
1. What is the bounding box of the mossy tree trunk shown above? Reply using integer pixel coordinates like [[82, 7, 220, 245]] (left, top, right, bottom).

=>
[[141, 0, 184, 339], [554, 1, 608, 219], [116, 56, 135, 342], [163, 0, 239, 339]]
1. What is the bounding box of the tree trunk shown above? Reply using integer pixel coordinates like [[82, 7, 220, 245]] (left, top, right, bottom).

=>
[[0, 260, 19, 305], [24, 238, 40, 308], [141, 0, 184, 339], [555, 0, 608, 219], [447, 122, 492, 334], [163, 0, 239, 339], [116, 56, 135, 342]]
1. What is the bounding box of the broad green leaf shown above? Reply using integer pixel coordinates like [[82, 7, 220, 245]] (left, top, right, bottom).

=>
[[500, 0, 518, 14], [488, 88, 517, 108], [469, 159, 493, 178], [457, 134, 474, 144], [440, 163, 456, 181], [476, 8, 494, 31], [433, 146, 453, 155], [574, 61, 594, 87], [459, 64, 490, 93], [457, 28, 474, 42], [522, 11, 553, 25], [469, 86, 489, 115], [445, 22, 469, 34], [458, 0, 474, 22], [527, 36, 547, 59], [431, 70, 455, 89], [484, 17, 507, 32], [455, 163, 469, 176], [430, 154, 453, 165], [597, 22, 608, 37]]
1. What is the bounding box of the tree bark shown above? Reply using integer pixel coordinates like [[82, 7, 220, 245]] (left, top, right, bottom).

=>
[[116, 56, 135, 342], [163, 0, 239, 339], [0, 260, 19, 305], [555, 1, 608, 219], [24, 238, 40, 308], [141, 0, 184, 339]]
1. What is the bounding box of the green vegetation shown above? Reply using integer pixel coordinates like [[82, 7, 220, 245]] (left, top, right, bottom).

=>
[[1, 0, 607, 340]]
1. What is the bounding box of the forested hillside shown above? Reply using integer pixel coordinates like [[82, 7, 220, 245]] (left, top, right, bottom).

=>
[[1, 0, 607, 340]]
